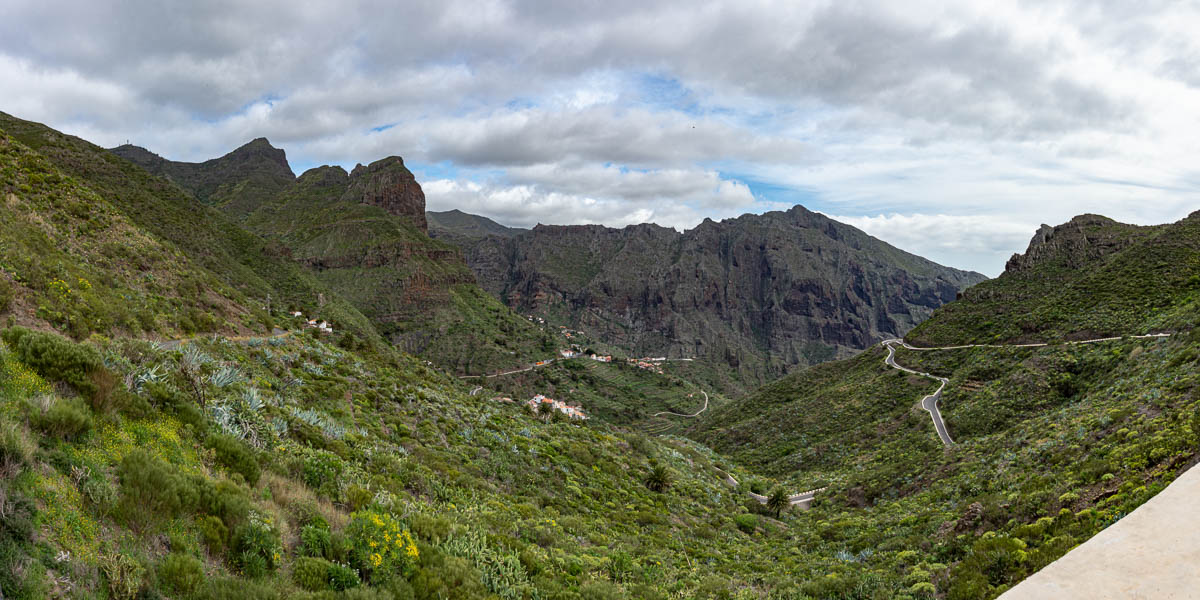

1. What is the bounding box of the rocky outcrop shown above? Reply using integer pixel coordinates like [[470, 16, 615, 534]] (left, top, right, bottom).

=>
[[343, 157, 427, 232], [1004, 214, 1140, 274]]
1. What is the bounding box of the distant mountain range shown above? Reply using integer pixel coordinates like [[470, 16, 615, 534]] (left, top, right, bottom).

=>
[[110, 139, 555, 374], [431, 208, 987, 390], [109, 133, 984, 385]]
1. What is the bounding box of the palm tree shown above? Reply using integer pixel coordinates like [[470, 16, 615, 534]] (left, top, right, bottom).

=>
[[766, 487, 790, 518], [538, 401, 554, 421], [645, 464, 672, 493]]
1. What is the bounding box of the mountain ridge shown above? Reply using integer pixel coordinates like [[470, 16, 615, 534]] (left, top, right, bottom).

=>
[[437, 205, 987, 390]]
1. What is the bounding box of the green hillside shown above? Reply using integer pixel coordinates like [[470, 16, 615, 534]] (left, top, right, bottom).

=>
[[0, 115, 377, 345], [908, 213, 1200, 345], [109, 136, 558, 376], [691, 213, 1200, 599]]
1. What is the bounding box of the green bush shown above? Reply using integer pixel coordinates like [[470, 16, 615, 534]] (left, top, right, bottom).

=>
[[198, 478, 252, 528], [195, 577, 279, 600], [303, 450, 345, 497], [208, 434, 261, 485], [101, 553, 146, 600], [81, 475, 118, 510], [31, 396, 93, 440], [580, 580, 624, 600], [328, 561, 361, 591], [0, 277, 13, 313], [292, 556, 335, 591], [345, 510, 419, 583], [300, 524, 333, 559], [233, 513, 282, 575], [1, 326, 102, 398], [200, 515, 229, 554], [159, 553, 205, 596], [117, 449, 198, 518], [0, 418, 35, 471], [733, 514, 757, 534]]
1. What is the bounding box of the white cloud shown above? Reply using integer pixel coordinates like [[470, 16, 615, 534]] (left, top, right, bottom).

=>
[[4, 0, 1200, 273], [828, 213, 1038, 276]]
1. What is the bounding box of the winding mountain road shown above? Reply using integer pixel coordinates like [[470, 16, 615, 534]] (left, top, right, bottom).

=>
[[882, 333, 1171, 446], [884, 340, 954, 445], [651, 392, 709, 418], [717, 468, 827, 508]]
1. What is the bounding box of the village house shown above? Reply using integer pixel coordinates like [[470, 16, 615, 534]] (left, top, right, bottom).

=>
[[527, 394, 588, 420]]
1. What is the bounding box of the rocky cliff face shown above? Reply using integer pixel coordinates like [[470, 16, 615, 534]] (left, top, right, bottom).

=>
[[343, 157, 428, 232], [444, 206, 986, 386], [1003, 215, 1142, 274]]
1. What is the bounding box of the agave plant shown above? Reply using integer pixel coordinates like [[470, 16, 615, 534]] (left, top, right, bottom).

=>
[[208, 365, 242, 388], [242, 388, 264, 412]]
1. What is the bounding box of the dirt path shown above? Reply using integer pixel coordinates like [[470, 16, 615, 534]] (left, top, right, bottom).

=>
[[159, 328, 291, 351]]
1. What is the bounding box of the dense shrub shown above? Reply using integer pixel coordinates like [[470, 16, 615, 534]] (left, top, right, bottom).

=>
[[207, 434, 261, 485], [300, 523, 333, 559], [31, 396, 93, 440], [1, 326, 103, 398], [159, 553, 205, 596], [101, 553, 146, 600], [200, 515, 229, 554], [345, 510, 419, 583], [0, 418, 35, 474], [292, 556, 335, 591], [0, 277, 13, 313], [118, 450, 199, 518], [195, 577, 279, 600], [409, 548, 489, 600], [232, 512, 283, 576], [733, 514, 757, 534], [303, 450, 346, 497]]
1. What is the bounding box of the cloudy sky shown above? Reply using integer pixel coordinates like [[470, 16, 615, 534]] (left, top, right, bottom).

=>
[[5, 0, 1200, 275]]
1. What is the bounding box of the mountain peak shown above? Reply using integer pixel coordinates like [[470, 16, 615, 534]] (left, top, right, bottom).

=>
[[344, 156, 426, 231], [1004, 214, 1140, 274]]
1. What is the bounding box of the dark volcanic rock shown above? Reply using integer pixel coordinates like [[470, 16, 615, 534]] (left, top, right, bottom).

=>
[[449, 205, 987, 386], [344, 157, 427, 232]]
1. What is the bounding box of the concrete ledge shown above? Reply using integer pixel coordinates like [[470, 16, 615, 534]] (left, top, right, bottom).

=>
[[1000, 464, 1200, 599]]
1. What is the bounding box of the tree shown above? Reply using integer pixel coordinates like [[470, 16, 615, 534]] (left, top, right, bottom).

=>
[[538, 401, 555, 421], [645, 464, 672, 493], [766, 487, 789, 518]]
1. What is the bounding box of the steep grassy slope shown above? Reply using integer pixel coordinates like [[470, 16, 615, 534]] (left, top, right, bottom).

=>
[[449, 207, 987, 391], [427, 209, 527, 242], [0, 131, 259, 338], [108, 136, 558, 376], [908, 213, 1200, 345], [112, 138, 296, 221], [0, 112, 381, 345], [0, 322, 933, 600]]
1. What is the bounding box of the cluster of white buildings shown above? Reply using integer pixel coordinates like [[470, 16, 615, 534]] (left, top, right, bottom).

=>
[[628, 358, 664, 374], [527, 394, 588, 420], [291, 311, 334, 335]]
